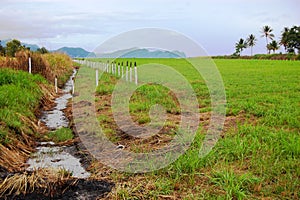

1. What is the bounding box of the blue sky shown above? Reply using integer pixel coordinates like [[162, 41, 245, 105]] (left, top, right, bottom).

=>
[[0, 0, 299, 55]]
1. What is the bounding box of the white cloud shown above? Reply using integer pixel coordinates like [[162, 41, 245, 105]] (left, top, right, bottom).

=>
[[0, 0, 299, 54]]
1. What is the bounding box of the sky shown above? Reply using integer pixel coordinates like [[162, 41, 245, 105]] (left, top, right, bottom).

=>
[[0, 0, 299, 56]]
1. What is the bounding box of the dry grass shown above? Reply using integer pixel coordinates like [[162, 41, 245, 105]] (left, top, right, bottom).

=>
[[0, 51, 73, 83], [0, 168, 72, 198]]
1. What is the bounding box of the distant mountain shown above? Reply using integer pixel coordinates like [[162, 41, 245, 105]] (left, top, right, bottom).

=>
[[96, 48, 186, 58], [0, 39, 39, 51], [0, 39, 186, 58], [95, 48, 137, 58], [56, 47, 96, 58]]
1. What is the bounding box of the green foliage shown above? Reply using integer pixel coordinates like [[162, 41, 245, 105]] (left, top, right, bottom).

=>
[[235, 38, 247, 56], [261, 25, 275, 54], [5, 39, 23, 57], [0, 126, 10, 144], [47, 127, 73, 142], [267, 40, 280, 54], [0, 68, 46, 144], [246, 34, 257, 56], [36, 47, 49, 54], [285, 26, 300, 53], [0, 40, 5, 56]]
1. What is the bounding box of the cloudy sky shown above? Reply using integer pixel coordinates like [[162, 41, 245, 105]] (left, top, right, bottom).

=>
[[0, 0, 299, 55]]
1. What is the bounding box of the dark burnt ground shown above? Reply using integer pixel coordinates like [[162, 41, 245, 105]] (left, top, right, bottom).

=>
[[5, 179, 114, 200]]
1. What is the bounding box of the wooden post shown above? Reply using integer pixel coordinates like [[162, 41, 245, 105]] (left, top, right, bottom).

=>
[[112, 62, 115, 75], [96, 69, 99, 87], [72, 77, 75, 95], [106, 61, 109, 73], [118, 63, 120, 76], [121, 62, 124, 78], [55, 76, 58, 93], [134, 62, 138, 85], [126, 62, 128, 82], [28, 57, 32, 74], [129, 62, 132, 82]]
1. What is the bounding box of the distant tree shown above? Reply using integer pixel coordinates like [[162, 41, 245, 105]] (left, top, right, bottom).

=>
[[280, 27, 290, 53], [246, 34, 257, 56], [268, 41, 280, 54], [261, 25, 275, 54], [0, 40, 5, 56], [37, 47, 49, 54], [286, 26, 300, 54], [5, 39, 22, 57], [235, 38, 247, 56]]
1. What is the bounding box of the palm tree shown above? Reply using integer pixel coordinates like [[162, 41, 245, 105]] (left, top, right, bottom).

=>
[[235, 38, 247, 56], [268, 41, 280, 54], [280, 27, 290, 53], [261, 25, 275, 54], [246, 34, 257, 56]]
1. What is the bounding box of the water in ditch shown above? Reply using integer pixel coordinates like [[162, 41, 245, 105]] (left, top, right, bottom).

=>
[[26, 69, 90, 179]]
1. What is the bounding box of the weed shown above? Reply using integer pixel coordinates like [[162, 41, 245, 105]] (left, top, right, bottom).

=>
[[47, 127, 73, 143]]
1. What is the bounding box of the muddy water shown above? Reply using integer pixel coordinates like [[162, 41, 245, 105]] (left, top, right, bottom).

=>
[[27, 70, 91, 178], [40, 71, 75, 130]]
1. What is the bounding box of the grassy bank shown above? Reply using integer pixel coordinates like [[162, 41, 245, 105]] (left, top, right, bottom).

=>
[[0, 68, 52, 171], [0, 52, 74, 172], [84, 58, 299, 199]]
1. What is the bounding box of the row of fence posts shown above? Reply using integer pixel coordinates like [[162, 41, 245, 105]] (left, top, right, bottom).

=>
[[28, 57, 138, 95], [75, 60, 138, 86]]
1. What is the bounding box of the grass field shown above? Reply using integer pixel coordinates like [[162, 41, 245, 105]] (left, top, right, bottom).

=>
[[79, 58, 300, 199]]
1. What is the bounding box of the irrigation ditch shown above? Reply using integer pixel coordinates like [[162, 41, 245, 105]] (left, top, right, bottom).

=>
[[0, 68, 114, 199]]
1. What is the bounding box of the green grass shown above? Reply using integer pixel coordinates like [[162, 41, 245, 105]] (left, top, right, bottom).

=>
[[47, 127, 73, 142], [83, 58, 299, 199], [0, 68, 46, 144], [210, 170, 260, 200]]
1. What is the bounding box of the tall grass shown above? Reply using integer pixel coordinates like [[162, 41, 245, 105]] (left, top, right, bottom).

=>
[[0, 68, 49, 171], [0, 51, 74, 86]]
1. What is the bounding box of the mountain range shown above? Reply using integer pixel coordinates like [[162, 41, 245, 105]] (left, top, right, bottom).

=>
[[0, 39, 186, 58], [56, 47, 96, 58], [95, 48, 186, 58]]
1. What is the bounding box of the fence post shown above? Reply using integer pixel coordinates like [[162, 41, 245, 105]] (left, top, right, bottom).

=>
[[107, 61, 110, 73], [121, 62, 124, 78], [126, 62, 129, 82], [129, 62, 132, 82], [118, 63, 120, 76], [28, 57, 32, 74], [111, 62, 115, 75], [96, 69, 99, 87], [134, 62, 138, 85], [55, 76, 58, 93], [72, 77, 75, 95]]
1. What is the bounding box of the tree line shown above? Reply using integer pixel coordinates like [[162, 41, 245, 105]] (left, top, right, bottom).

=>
[[234, 25, 300, 56], [0, 39, 49, 57]]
